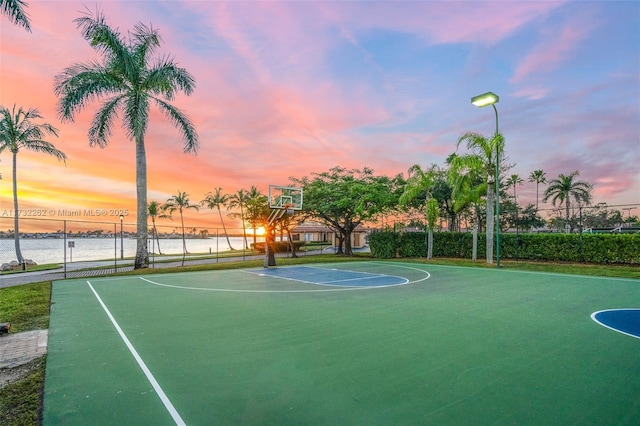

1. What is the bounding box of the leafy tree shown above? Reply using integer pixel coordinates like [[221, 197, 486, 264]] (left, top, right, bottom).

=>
[[1, 0, 31, 31], [228, 189, 250, 249], [399, 164, 439, 259], [581, 203, 624, 229], [148, 200, 169, 255], [456, 132, 504, 264], [162, 190, 199, 266], [0, 105, 66, 264], [292, 166, 402, 256], [201, 188, 235, 250], [528, 169, 546, 210], [543, 171, 592, 232], [54, 9, 198, 269]]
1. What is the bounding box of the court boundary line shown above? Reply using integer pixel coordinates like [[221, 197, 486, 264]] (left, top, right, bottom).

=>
[[590, 308, 640, 340], [245, 266, 409, 288], [139, 263, 430, 293], [86, 281, 186, 425]]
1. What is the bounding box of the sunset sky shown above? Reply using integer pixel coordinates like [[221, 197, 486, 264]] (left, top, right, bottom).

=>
[[1, 0, 638, 230]]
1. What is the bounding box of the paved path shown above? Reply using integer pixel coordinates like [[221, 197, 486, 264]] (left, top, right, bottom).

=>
[[0, 329, 48, 369]]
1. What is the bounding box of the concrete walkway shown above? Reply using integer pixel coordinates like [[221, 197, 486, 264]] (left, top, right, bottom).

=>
[[0, 329, 48, 369]]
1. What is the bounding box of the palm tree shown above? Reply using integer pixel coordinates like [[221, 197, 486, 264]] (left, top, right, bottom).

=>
[[54, 9, 198, 269], [162, 190, 199, 266], [447, 153, 486, 261], [1, 0, 31, 32], [201, 188, 235, 250], [543, 171, 592, 232], [456, 132, 504, 264], [400, 163, 439, 259], [148, 200, 169, 255], [0, 105, 66, 264], [245, 186, 269, 247], [506, 174, 524, 234], [528, 169, 546, 210], [228, 188, 250, 250]]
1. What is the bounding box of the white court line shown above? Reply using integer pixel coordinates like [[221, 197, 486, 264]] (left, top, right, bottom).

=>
[[86, 281, 186, 426]]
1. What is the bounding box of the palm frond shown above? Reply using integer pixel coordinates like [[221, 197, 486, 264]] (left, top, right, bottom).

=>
[[146, 58, 196, 99], [1, 0, 31, 32], [131, 22, 162, 63], [153, 98, 198, 153], [88, 96, 124, 147], [54, 62, 125, 121], [123, 93, 149, 142]]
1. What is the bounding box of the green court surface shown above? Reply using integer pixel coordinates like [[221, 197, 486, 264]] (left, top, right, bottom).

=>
[[44, 261, 640, 425]]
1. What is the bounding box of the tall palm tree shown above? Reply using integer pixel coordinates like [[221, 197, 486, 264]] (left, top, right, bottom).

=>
[[1, 0, 31, 32], [506, 174, 524, 233], [506, 174, 524, 206], [228, 188, 250, 249], [400, 163, 439, 259], [200, 188, 234, 250], [456, 131, 504, 264], [148, 200, 169, 255], [54, 9, 198, 269], [0, 105, 65, 264], [543, 171, 592, 232], [162, 190, 199, 266], [528, 169, 546, 210]]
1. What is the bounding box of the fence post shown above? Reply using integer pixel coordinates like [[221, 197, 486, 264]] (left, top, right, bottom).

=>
[[63, 220, 67, 279], [114, 223, 117, 272]]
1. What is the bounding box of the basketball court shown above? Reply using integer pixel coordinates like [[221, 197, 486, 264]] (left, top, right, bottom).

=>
[[43, 261, 639, 425]]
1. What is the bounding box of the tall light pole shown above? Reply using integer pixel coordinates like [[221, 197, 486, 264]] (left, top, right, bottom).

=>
[[471, 91, 501, 267], [119, 214, 124, 260]]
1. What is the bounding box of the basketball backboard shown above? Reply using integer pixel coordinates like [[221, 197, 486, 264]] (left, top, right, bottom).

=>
[[268, 185, 303, 210]]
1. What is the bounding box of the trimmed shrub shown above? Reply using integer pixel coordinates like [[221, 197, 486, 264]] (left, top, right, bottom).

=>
[[368, 231, 399, 258], [252, 241, 306, 253], [368, 231, 640, 264]]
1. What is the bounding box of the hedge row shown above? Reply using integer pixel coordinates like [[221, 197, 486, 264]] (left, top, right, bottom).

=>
[[369, 231, 640, 264], [251, 241, 306, 253]]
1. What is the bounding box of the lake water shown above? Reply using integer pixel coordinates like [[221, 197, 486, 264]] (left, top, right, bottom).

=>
[[0, 236, 264, 265]]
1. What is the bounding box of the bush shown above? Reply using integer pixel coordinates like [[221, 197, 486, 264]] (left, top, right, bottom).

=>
[[368, 231, 640, 265], [251, 241, 306, 253], [368, 231, 399, 258]]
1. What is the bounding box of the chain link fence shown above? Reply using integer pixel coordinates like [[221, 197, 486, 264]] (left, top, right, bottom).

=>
[[0, 216, 267, 275]]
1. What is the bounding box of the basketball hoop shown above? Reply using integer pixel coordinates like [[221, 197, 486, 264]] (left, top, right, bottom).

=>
[[284, 203, 295, 216]]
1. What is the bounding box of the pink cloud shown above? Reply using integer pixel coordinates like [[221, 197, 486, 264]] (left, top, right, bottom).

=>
[[511, 8, 600, 85]]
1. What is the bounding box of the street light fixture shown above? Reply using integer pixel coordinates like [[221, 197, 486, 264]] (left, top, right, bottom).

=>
[[119, 214, 124, 260], [471, 91, 501, 267]]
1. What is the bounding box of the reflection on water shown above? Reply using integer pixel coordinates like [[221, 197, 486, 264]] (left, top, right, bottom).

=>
[[0, 236, 263, 264]]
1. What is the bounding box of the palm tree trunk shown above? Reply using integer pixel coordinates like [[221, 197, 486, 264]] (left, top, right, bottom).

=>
[[217, 207, 234, 250], [180, 211, 187, 266], [12, 152, 24, 264], [240, 205, 248, 249], [486, 185, 495, 264], [134, 136, 149, 268], [472, 205, 478, 262], [565, 200, 571, 233], [427, 228, 433, 260]]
